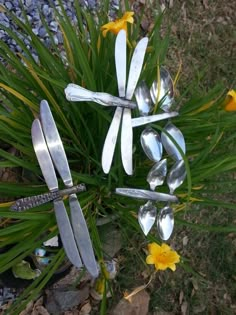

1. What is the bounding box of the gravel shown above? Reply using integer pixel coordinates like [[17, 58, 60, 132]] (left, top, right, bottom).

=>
[[0, 0, 119, 57]]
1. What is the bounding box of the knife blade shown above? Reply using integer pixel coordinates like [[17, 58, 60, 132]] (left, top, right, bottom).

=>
[[69, 194, 99, 278], [40, 100, 73, 188], [31, 119, 58, 192], [101, 30, 127, 174], [54, 199, 83, 268], [121, 37, 148, 175]]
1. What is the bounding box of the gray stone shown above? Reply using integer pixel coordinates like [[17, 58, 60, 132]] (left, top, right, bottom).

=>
[[56, 31, 63, 44], [38, 26, 47, 37], [45, 288, 89, 314], [5, 2, 13, 10]]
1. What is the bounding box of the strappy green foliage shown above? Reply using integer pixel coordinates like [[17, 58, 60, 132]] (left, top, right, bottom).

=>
[[0, 0, 235, 313]]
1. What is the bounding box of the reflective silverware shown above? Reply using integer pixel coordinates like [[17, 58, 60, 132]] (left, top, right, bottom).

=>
[[65, 84, 136, 109], [134, 81, 153, 116], [138, 201, 157, 236], [157, 205, 174, 241], [115, 188, 178, 202], [141, 127, 163, 162], [12, 100, 99, 278], [131, 111, 179, 128], [147, 158, 167, 191], [11, 184, 86, 211], [102, 30, 148, 175], [150, 67, 174, 112], [167, 160, 186, 194], [161, 122, 186, 160]]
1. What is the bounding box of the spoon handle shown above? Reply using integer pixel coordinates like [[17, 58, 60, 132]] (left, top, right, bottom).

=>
[[132, 112, 179, 128], [65, 84, 136, 109]]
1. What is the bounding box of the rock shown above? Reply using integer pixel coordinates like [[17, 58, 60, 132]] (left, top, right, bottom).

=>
[[5, 2, 12, 10], [112, 290, 150, 315], [45, 287, 89, 314]]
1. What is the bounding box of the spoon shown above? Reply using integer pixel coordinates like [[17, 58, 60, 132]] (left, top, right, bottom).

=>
[[134, 81, 153, 116], [156, 160, 186, 241], [150, 67, 174, 112], [138, 158, 168, 235], [157, 205, 174, 241], [161, 122, 186, 161], [138, 200, 157, 236], [167, 160, 187, 194], [147, 158, 167, 191], [140, 127, 163, 162]]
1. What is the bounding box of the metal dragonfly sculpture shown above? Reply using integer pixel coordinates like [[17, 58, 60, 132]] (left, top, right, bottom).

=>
[[65, 30, 178, 175], [11, 100, 99, 278]]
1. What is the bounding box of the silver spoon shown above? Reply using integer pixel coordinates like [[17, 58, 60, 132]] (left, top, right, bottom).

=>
[[134, 81, 153, 116], [161, 122, 186, 161], [138, 158, 168, 236], [138, 200, 157, 236], [140, 127, 163, 162], [157, 160, 186, 241], [150, 67, 174, 112], [157, 205, 174, 241], [167, 160, 187, 194], [147, 158, 167, 191]]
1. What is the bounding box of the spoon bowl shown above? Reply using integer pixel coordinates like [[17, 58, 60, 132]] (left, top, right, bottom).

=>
[[161, 122, 186, 161], [150, 67, 174, 112], [141, 127, 163, 162], [135, 81, 153, 116], [157, 205, 174, 241], [147, 158, 167, 191], [167, 160, 186, 194], [138, 201, 157, 236]]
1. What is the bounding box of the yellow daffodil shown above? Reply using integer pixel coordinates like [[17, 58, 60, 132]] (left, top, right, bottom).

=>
[[101, 12, 134, 37], [146, 243, 180, 271], [223, 89, 236, 111]]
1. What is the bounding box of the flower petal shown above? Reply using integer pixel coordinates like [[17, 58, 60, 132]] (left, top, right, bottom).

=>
[[168, 264, 176, 271], [146, 255, 155, 265], [148, 243, 162, 256], [224, 89, 236, 111], [122, 12, 134, 24], [160, 243, 171, 252]]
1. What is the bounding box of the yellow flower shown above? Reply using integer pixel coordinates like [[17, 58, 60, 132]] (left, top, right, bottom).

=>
[[146, 243, 180, 271], [101, 12, 134, 37], [223, 90, 236, 111]]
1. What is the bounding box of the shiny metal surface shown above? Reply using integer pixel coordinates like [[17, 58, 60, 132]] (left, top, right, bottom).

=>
[[157, 205, 174, 241], [11, 184, 87, 211], [115, 29, 127, 98], [134, 81, 153, 116], [115, 188, 178, 202], [102, 107, 123, 174], [147, 158, 167, 191], [138, 201, 157, 236], [102, 29, 126, 174], [64, 84, 136, 109], [31, 119, 58, 192], [40, 100, 73, 187], [54, 199, 83, 268], [121, 36, 148, 175], [161, 122, 186, 160], [167, 160, 186, 194], [141, 127, 163, 162], [102, 31, 148, 175], [69, 194, 99, 278], [31, 101, 98, 278], [150, 67, 174, 112], [121, 107, 133, 175], [125, 37, 148, 100], [132, 111, 179, 128]]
